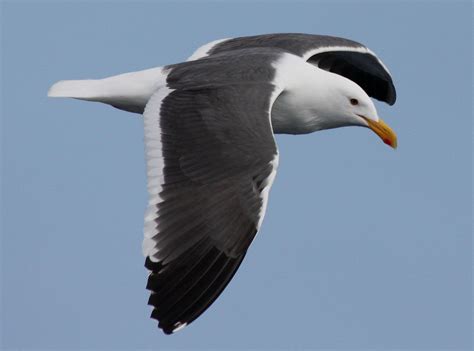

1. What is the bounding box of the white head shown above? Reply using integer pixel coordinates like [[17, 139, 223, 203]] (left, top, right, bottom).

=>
[[272, 56, 397, 148], [313, 71, 380, 127]]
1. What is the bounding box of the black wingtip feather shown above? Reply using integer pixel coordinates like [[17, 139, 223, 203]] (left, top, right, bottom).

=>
[[145, 246, 246, 335], [309, 51, 397, 106], [175, 254, 245, 327]]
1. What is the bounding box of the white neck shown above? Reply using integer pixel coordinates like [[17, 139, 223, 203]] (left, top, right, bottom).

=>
[[271, 54, 343, 134]]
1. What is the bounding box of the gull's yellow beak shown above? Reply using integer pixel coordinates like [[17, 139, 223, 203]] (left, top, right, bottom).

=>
[[364, 117, 398, 149]]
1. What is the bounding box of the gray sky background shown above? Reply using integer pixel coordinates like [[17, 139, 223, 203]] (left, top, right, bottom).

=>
[[1, 1, 472, 350]]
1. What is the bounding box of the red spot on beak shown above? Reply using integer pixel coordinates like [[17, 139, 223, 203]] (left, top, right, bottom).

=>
[[383, 138, 392, 146]]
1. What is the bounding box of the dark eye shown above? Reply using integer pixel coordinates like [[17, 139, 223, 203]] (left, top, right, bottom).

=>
[[350, 98, 359, 106]]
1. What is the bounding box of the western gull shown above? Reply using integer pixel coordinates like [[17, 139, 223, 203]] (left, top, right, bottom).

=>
[[48, 33, 397, 334]]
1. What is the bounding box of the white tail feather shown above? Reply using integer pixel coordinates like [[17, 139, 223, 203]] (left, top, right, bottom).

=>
[[48, 79, 103, 99], [48, 67, 167, 113]]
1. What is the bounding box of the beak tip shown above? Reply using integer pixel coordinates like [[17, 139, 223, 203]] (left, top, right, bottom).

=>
[[383, 138, 398, 149], [363, 116, 398, 150]]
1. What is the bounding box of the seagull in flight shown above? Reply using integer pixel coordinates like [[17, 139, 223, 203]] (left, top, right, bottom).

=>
[[48, 33, 397, 334]]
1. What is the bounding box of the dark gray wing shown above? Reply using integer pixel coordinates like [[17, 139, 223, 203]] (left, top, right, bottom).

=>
[[142, 51, 281, 334], [192, 33, 396, 105]]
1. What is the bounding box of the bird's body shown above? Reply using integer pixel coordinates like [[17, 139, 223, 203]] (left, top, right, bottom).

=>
[[48, 33, 397, 334]]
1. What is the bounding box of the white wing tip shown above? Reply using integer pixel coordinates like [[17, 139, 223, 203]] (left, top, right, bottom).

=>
[[171, 322, 187, 333]]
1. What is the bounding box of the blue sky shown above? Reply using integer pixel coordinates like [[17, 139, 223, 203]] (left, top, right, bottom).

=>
[[1, 1, 472, 350]]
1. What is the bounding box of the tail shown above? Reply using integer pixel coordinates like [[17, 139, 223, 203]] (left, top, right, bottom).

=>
[[48, 67, 166, 114]]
